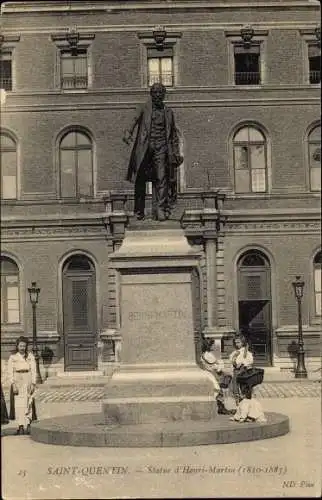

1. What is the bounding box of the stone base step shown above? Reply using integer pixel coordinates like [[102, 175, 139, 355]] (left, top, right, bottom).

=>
[[28, 411, 290, 447]]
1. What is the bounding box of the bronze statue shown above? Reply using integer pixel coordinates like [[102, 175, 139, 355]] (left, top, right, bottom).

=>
[[123, 83, 183, 221]]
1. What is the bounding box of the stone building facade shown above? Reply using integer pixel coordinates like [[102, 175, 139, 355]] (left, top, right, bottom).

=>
[[1, 0, 321, 379]]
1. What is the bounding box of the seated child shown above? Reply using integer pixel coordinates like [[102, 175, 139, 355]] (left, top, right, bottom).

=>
[[230, 384, 266, 423], [200, 339, 236, 415]]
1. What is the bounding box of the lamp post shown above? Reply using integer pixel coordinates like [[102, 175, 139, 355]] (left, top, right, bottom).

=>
[[292, 276, 308, 379], [28, 281, 43, 384]]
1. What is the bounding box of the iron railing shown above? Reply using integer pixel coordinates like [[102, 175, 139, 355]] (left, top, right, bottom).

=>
[[0, 77, 12, 91], [61, 75, 88, 89], [309, 70, 321, 84], [235, 71, 260, 85], [148, 71, 173, 87]]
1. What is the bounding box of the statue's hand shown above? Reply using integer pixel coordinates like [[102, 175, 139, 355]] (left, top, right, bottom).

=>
[[170, 154, 184, 167], [123, 131, 132, 145]]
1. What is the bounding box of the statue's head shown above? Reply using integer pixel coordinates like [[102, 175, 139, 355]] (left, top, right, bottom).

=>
[[150, 82, 166, 107]]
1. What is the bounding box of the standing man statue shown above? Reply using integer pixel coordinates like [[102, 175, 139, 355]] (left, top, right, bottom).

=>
[[123, 83, 183, 221]]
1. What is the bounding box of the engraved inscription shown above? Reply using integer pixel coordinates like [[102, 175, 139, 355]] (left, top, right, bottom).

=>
[[128, 309, 185, 321]]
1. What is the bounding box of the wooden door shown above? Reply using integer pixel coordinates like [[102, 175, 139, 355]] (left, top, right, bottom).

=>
[[238, 256, 272, 366], [63, 260, 97, 371]]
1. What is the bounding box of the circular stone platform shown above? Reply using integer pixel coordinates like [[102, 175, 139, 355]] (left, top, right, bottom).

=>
[[30, 412, 289, 447]]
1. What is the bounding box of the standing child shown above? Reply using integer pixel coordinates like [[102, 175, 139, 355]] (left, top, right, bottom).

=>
[[229, 334, 253, 403], [8, 336, 37, 435]]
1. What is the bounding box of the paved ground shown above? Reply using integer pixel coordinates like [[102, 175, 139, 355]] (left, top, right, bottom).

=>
[[2, 380, 321, 403], [1, 396, 321, 499]]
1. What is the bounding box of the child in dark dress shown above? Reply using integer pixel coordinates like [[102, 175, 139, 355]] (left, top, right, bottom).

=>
[[1, 384, 9, 425]]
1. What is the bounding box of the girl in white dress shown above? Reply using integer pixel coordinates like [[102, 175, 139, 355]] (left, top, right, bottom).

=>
[[8, 336, 37, 435], [229, 334, 254, 403], [230, 384, 267, 423]]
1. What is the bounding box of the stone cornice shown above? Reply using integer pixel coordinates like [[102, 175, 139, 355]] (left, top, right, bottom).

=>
[[0, 190, 320, 207], [1, 1, 319, 14], [223, 208, 321, 232], [276, 324, 322, 336], [0, 35, 20, 45], [1, 213, 108, 224], [137, 31, 182, 39], [225, 220, 320, 233], [1, 23, 321, 36], [224, 29, 269, 37], [223, 208, 321, 219], [1, 96, 320, 113], [2, 85, 320, 97], [1, 215, 110, 241]]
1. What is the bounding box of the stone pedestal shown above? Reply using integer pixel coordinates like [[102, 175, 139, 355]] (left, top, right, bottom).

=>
[[102, 227, 217, 425]]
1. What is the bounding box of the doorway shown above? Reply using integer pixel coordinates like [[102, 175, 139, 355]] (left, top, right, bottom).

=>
[[237, 251, 272, 366], [62, 254, 97, 371]]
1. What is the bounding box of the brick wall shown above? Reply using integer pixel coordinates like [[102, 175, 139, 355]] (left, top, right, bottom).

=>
[[2, 103, 319, 196], [92, 32, 141, 89], [223, 232, 320, 328], [1, 237, 112, 341], [266, 30, 304, 86]]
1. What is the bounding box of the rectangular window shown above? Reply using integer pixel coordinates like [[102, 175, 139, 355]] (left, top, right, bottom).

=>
[[77, 149, 93, 197], [61, 50, 88, 89], [1, 150, 17, 199], [234, 45, 260, 85], [308, 45, 321, 84], [60, 149, 77, 197], [0, 54, 12, 91], [1, 276, 20, 324], [309, 143, 321, 191], [234, 144, 266, 193], [315, 267, 321, 316], [250, 144, 266, 192], [147, 47, 174, 87]]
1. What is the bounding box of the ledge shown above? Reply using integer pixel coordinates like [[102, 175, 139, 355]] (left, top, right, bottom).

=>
[[275, 324, 322, 337], [100, 329, 122, 342]]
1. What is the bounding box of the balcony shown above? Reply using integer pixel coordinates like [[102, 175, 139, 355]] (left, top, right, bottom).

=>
[[309, 70, 321, 84], [235, 72, 261, 85], [61, 75, 88, 90]]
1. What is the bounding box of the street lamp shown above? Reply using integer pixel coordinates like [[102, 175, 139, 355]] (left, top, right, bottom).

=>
[[292, 276, 308, 379], [28, 281, 43, 384]]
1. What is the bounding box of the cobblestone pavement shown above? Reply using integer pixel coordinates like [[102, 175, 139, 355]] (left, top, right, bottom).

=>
[[3, 381, 321, 403]]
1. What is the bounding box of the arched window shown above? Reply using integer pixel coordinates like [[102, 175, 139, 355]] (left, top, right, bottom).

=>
[[308, 125, 321, 192], [1, 132, 17, 199], [313, 251, 322, 317], [59, 130, 93, 198], [233, 126, 267, 193], [1, 257, 20, 325]]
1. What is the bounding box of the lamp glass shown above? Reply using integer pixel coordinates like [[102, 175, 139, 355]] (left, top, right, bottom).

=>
[[293, 277, 304, 299], [28, 282, 40, 304]]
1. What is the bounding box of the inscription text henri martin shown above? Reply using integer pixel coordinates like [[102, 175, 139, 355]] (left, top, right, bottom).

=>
[[128, 309, 185, 321]]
